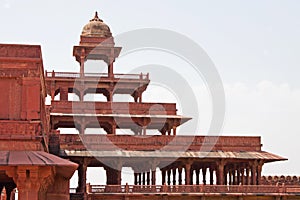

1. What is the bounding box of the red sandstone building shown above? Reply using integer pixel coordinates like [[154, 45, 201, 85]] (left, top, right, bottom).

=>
[[0, 12, 299, 200]]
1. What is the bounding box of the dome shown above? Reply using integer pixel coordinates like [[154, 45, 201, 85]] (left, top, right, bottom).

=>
[[81, 12, 112, 38]]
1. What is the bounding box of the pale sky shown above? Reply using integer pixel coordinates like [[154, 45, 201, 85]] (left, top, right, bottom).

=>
[[1, 0, 300, 184]]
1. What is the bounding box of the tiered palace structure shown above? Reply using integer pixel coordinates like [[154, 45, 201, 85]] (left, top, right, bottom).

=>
[[0, 12, 300, 200]]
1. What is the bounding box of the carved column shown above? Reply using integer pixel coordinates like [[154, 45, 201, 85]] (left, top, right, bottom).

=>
[[142, 173, 146, 185], [216, 160, 225, 185], [6, 166, 54, 200], [185, 163, 191, 185], [257, 161, 263, 185], [232, 166, 236, 185], [224, 167, 227, 185], [167, 169, 171, 185], [172, 168, 176, 185], [149, 160, 158, 186], [237, 167, 241, 185], [59, 87, 68, 101], [161, 170, 166, 185], [138, 173, 142, 185], [77, 159, 88, 194], [108, 57, 114, 78], [147, 171, 150, 185], [80, 48, 85, 77], [251, 161, 258, 185], [209, 168, 214, 185], [228, 169, 232, 185], [202, 167, 207, 185], [241, 167, 245, 185], [172, 126, 177, 135], [196, 169, 200, 185], [105, 160, 123, 185], [134, 173, 138, 185], [151, 169, 156, 185], [246, 167, 250, 185], [178, 167, 182, 185]]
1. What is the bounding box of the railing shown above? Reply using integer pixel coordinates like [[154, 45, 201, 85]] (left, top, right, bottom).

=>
[[261, 175, 300, 186], [87, 185, 300, 194], [45, 71, 149, 80]]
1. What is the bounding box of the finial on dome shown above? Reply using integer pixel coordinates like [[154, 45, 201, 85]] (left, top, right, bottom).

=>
[[90, 11, 103, 22]]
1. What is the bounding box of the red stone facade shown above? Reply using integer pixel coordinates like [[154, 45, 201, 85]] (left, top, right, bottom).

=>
[[0, 44, 77, 200], [0, 12, 299, 200]]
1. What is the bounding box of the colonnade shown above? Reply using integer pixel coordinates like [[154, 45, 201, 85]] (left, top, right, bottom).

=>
[[47, 82, 145, 103], [75, 159, 264, 195]]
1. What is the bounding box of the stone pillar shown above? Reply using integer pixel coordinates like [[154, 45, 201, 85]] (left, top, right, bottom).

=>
[[77, 160, 88, 194], [257, 162, 263, 185], [251, 161, 258, 185], [224, 167, 227, 185], [241, 168, 245, 185], [138, 173, 142, 185], [232, 168, 236, 185], [142, 126, 147, 135], [110, 122, 116, 135], [139, 92, 142, 103], [134, 173, 138, 185], [217, 160, 225, 185], [162, 170, 166, 185], [105, 161, 122, 185], [172, 126, 177, 135], [196, 169, 200, 185], [6, 166, 54, 200], [178, 167, 182, 185], [147, 171, 150, 185], [185, 163, 191, 185], [59, 87, 68, 101], [79, 122, 86, 135], [237, 167, 241, 185], [108, 57, 114, 78], [80, 49, 85, 77], [228, 169, 232, 185], [172, 168, 176, 185], [246, 168, 250, 185], [167, 170, 171, 185], [142, 173, 146, 185], [202, 167, 207, 185], [149, 161, 158, 186], [17, 168, 39, 199], [151, 169, 156, 185], [209, 168, 214, 185]]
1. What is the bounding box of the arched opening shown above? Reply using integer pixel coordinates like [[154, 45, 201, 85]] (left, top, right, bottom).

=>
[[84, 93, 107, 102], [54, 93, 60, 101], [68, 88, 80, 101], [0, 170, 16, 200], [83, 88, 109, 102], [45, 94, 51, 105]]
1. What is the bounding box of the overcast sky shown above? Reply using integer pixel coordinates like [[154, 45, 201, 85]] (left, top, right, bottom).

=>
[[1, 0, 300, 184]]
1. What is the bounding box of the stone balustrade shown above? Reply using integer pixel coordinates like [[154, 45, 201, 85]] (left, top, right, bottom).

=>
[[261, 175, 300, 185]]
